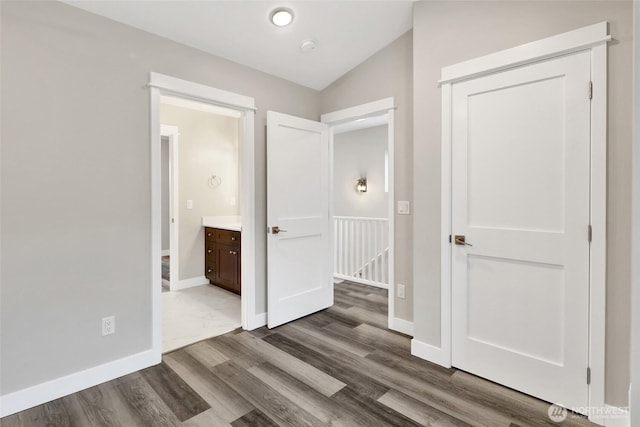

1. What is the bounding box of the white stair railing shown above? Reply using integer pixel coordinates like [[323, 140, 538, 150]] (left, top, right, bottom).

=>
[[334, 216, 389, 288]]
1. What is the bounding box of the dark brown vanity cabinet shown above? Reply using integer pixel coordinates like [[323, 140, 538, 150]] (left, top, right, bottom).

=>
[[204, 227, 241, 295]]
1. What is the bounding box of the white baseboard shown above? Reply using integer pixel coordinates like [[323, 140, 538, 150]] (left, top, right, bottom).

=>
[[0, 349, 159, 418], [247, 312, 267, 330], [389, 317, 413, 336], [171, 276, 209, 291], [161, 249, 170, 256], [411, 338, 451, 368]]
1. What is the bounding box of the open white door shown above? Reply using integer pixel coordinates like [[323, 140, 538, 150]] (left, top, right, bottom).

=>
[[267, 111, 332, 328], [451, 50, 591, 409]]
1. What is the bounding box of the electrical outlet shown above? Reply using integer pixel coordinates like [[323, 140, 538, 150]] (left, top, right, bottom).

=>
[[102, 316, 115, 336], [397, 284, 406, 299]]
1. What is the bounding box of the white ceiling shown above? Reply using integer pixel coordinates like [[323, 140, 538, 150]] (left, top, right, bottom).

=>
[[63, 1, 414, 91]]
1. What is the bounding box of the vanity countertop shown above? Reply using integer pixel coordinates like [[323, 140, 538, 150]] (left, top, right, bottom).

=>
[[202, 216, 241, 232]]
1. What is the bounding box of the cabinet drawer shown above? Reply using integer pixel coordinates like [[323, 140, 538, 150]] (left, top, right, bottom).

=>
[[215, 229, 241, 246], [205, 241, 216, 260], [205, 227, 217, 242]]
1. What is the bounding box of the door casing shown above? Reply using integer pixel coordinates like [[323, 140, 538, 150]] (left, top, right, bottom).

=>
[[149, 72, 259, 362], [321, 98, 400, 333], [417, 22, 609, 423]]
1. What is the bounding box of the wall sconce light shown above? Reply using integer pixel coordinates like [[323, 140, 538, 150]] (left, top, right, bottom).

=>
[[356, 178, 367, 193]]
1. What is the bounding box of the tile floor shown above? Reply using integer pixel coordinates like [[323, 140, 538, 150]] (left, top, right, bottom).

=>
[[162, 284, 241, 353]]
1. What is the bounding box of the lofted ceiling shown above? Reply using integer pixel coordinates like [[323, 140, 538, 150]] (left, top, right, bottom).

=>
[[63, 1, 414, 91]]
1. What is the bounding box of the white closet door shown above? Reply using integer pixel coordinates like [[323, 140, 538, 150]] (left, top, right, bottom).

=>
[[451, 50, 591, 409]]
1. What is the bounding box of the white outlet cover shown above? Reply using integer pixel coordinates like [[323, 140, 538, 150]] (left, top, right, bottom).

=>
[[397, 201, 410, 214], [102, 316, 115, 336]]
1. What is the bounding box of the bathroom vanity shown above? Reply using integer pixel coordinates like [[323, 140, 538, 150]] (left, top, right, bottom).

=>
[[202, 217, 241, 295]]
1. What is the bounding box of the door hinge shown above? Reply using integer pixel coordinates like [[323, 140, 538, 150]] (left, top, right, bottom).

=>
[[449, 234, 452, 243], [588, 225, 592, 242], [588, 81, 593, 100], [587, 367, 591, 385]]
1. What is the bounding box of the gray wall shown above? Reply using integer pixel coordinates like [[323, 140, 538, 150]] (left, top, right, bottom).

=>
[[631, 2, 639, 423], [334, 126, 388, 218], [161, 137, 170, 252], [0, 0, 318, 395], [412, 1, 633, 407], [160, 104, 239, 281], [320, 31, 414, 322]]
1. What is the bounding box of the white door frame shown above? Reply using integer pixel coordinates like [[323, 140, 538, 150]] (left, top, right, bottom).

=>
[[434, 22, 609, 423], [160, 125, 180, 291], [320, 97, 398, 332], [149, 72, 259, 359]]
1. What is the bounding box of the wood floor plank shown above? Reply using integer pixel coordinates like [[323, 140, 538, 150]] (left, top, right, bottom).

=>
[[313, 309, 362, 328], [183, 340, 229, 368], [328, 304, 388, 329], [366, 348, 456, 387], [230, 408, 278, 427], [139, 361, 210, 422], [322, 321, 416, 359], [263, 332, 390, 400], [211, 360, 325, 427], [163, 350, 254, 423], [113, 372, 180, 426], [378, 389, 473, 427], [181, 408, 232, 426], [332, 299, 353, 309], [64, 385, 123, 427], [331, 386, 422, 427], [231, 331, 346, 397], [334, 291, 388, 313], [336, 281, 387, 296], [284, 321, 375, 357], [93, 380, 145, 426], [203, 334, 264, 369], [0, 398, 73, 427], [247, 362, 343, 425]]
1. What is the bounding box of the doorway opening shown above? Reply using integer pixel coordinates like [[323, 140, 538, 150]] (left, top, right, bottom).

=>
[[149, 73, 258, 359], [159, 96, 243, 352], [332, 116, 390, 289], [321, 97, 397, 331]]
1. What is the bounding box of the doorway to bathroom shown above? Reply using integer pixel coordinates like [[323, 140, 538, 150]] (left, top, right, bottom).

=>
[[149, 73, 258, 358], [159, 96, 243, 352]]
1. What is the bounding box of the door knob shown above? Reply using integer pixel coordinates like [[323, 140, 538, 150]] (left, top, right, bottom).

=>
[[454, 235, 472, 246], [271, 226, 288, 234]]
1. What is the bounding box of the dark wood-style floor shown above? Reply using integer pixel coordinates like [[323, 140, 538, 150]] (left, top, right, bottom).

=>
[[2, 281, 596, 427]]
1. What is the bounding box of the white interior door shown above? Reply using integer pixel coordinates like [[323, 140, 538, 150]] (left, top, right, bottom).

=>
[[451, 50, 591, 409], [267, 111, 332, 328]]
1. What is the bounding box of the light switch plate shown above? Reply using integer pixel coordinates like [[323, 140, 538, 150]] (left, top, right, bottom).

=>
[[186, 200, 194, 209], [397, 201, 410, 214]]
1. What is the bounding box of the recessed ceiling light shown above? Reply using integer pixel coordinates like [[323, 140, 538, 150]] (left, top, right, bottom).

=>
[[270, 8, 294, 27]]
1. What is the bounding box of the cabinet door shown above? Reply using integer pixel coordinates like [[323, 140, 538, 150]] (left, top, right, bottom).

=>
[[216, 244, 240, 290]]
